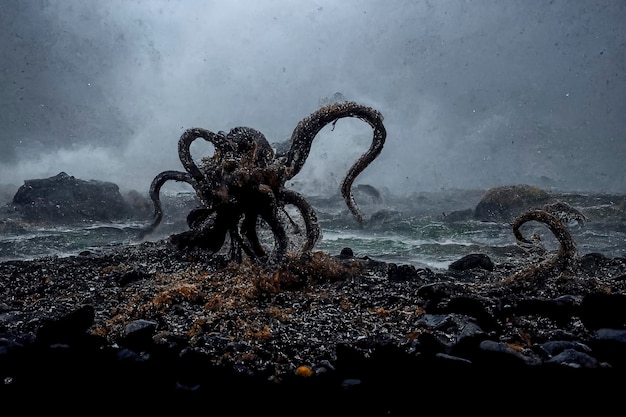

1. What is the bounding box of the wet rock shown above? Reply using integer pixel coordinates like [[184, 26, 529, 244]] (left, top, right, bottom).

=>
[[509, 295, 579, 323], [386, 262, 421, 282], [580, 293, 626, 329], [589, 328, 626, 368], [35, 304, 96, 346], [473, 184, 551, 222], [545, 348, 606, 369], [11, 172, 133, 223], [338, 247, 354, 259], [475, 339, 541, 366], [122, 319, 159, 351], [448, 253, 494, 271]]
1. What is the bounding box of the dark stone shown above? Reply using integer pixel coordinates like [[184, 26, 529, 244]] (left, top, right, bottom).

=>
[[35, 304, 96, 346], [0, 219, 25, 234], [579, 252, 608, 271], [113, 267, 150, 286], [589, 329, 626, 368], [538, 340, 592, 357], [448, 253, 494, 271], [416, 331, 449, 355], [386, 262, 419, 282], [122, 319, 159, 352], [475, 339, 540, 366], [339, 247, 354, 259], [512, 295, 579, 324], [580, 293, 626, 329], [545, 348, 604, 369], [473, 184, 551, 222], [353, 184, 383, 204], [12, 172, 132, 223], [446, 296, 498, 330]]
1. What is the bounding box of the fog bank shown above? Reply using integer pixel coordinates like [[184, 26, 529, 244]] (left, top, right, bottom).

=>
[[1, 0, 624, 196]]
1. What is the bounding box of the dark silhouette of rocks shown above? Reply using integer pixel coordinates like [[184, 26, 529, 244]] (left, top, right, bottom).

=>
[[448, 253, 494, 271], [473, 184, 551, 222], [11, 172, 133, 223]]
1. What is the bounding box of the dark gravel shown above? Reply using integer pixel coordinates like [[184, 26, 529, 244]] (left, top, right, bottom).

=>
[[1, 239, 626, 413]]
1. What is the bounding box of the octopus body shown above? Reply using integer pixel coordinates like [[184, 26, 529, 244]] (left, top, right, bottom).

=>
[[140, 101, 386, 265]]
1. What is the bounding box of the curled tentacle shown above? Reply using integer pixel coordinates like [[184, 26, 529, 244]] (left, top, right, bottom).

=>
[[285, 101, 386, 223], [178, 128, 230, 193], [279, 188, 320, 253], [263, 211, 289, 266], [247, 187, 289, 264], [512, 209, 577, 270], [234, 189, 320, 261], [139, 170, 194, 238], [170, 202, 242, 254]]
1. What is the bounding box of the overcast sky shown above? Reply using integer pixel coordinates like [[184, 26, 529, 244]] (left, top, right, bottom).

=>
[[1, 0, 624, 196]]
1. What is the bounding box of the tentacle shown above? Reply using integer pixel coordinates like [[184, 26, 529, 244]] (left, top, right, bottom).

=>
[[139, 170, 194, 238], [251, 189, 289, 265], [228, 224, 258, 262], [230, 186, 288, 263], [512, 209, 577, 268], [285, 101, 386, 223], [264, 213, 288, 265], [178, 128, 231, 187], [235, 189, 319, 261], [186, 207, 215, 229], [279, 188, 321, 253], [240, 212, 267, 258], [170, 205, 238, 253]]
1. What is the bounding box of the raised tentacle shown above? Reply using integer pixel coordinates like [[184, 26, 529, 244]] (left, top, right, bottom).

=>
[[285, 101, 386, 223], [139, 170, 194, 238], [178, 128, 231, 194], [512, 209, 577, 269]]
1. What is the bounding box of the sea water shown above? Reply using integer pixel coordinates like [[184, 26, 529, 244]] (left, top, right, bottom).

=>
[[1, 190, 625, 270]]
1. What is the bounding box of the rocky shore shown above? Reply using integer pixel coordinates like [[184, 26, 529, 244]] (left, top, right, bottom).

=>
[[1, 236, 626, 413], [2, 178, 626, 412]]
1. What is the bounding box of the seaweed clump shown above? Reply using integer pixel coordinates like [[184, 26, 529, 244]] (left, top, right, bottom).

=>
[[248, 251, 364, 294]]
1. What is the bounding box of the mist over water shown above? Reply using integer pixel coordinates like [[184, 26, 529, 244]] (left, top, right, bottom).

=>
[[1, 0, 624, 197]]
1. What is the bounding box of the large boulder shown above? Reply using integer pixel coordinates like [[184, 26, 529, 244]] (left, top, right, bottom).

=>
[[473, 184, 551, 223], [11, 172, 133, 223]]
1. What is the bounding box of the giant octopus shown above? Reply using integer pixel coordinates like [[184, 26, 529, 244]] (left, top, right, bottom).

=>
[[140, 101, 386, 265]]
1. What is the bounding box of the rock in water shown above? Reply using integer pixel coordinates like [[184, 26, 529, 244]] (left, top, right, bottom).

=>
[[12, 171, 132, 223]]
